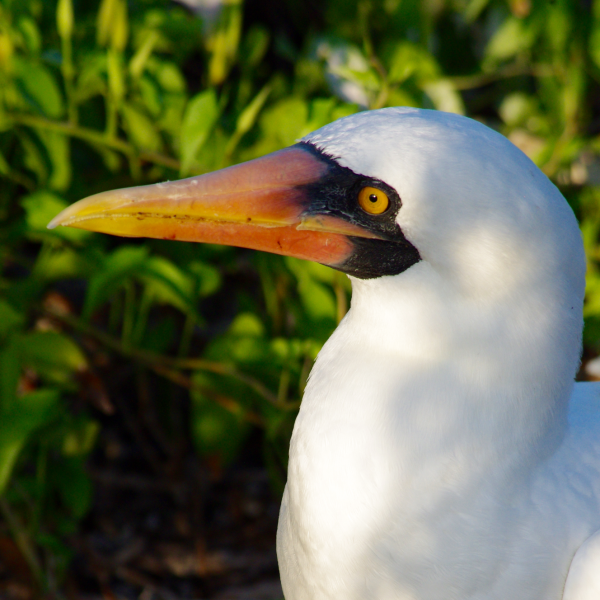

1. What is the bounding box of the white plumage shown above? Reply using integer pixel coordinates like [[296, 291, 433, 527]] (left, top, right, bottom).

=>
[[276, 108, 600, 599]]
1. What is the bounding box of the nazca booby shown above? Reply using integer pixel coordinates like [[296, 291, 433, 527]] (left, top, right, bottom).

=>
[[49, 107, 600, 599]]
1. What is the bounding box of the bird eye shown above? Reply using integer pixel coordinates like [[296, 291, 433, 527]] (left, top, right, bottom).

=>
[[358, 186, 389, 215]]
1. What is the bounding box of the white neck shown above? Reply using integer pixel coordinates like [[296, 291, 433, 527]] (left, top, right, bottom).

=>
[[300, 260, 576, 472], [280, 261, 580, 598]]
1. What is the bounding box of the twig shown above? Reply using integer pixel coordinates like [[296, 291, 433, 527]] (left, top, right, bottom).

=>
[[0, 497, 44, 589], [8, 113, 181, 171], [152, 363, 265, 426], [43, 306, 293, 411], [448, 63, 554, 91], [42, 306, 277, 423]]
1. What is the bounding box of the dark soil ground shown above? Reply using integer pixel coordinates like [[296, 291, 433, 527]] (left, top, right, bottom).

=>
[[0, 424, 283, 600]]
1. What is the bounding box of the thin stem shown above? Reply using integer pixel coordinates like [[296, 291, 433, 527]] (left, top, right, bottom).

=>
[[448, 63, 553, 91], [8, 113, 181, 171], [43, 306, 293, 413], [0, 497, 44, 589], [152, 363, 264, 425], [61, 36, 77, 124], [177, 313, 195, 358]]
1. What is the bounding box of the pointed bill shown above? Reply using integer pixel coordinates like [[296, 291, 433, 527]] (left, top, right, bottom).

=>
[[49, 145, 381, 267]]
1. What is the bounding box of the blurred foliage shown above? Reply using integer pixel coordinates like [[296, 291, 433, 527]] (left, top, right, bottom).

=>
[[1, 0, 600, 591]]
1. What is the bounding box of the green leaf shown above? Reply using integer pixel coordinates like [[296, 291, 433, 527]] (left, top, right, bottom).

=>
[[259, 97, 308, 148], [129, 29, 159, 79], [590, 27, 600, 71], [21, 191, 89, 242], [138, 75, 162, 116], [107, 48, 125, 103], [74, 52, 107, 103], [228, 313, 265, 337], [285, 257, 337, 321], [422, 80, 464, 115], [190, 374, 249, 465], [122, 103, 162, 151], [18, 130, 49, 184], [387, 42, 439, 84], [0, 389, 60, 494], [0, 339, 20, 408], [36, 131, 71, 191], [84, 245, 149, 317], [149, 58, 186, 93], [498, 93, 536, 127], [18, 16, 41, 53], [240, 26, 269, 69], [484, 17, 537, 67], [18, 331, 87, 383], [54, 457, 93, 518], [98, 0, 128, 51], [188, 261, 222, 297], [141, 255, 199, 317], [205, 313, 269, 363], [0, 301, 24, 340], [62, 420, 99, 457], [13, 56, 64, 119], [235, 83, 271, 139], [0, 149, 9, 175], [207, 0, 242, 85], [33, 246, 88, 282], [180, 89, 219, 176], [56, 0, 74, 40]]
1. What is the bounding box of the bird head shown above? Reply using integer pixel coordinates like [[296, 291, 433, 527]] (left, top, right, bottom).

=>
[[49, 107, 585, 306]]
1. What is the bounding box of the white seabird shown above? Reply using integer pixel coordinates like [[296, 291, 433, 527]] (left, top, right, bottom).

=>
[[49, 107, 600, 599]]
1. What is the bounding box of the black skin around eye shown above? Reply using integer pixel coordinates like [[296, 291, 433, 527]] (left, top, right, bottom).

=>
[[294, 142, 421, 279]]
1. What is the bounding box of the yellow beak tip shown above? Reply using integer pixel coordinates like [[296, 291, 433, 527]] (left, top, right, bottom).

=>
[[47, 216, 61, 230]]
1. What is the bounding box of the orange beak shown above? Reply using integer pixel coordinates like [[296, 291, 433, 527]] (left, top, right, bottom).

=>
[[49, 145, 382, 267]]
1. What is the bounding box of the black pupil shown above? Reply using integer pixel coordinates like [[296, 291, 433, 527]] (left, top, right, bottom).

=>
[[369, 194, 378, 203]]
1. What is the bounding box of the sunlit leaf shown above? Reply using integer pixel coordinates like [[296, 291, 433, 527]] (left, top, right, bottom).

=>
[[18, 331, 87, 383], [122, 103, 163, 151], [149, 58, 186, 93], [138, 75, 162, 116], [388, 42, 439, 84], [97, 0, 128, 51], [107, 48, 125, 103], [259, 97, 308, 148], [18, 16, 41, 53], [206, 0, 242, 85], [422, 80, 464, 115], [484, 17, 538, 67], [56, 0, 74, 41], [21, 191, 90, 242], [187, 260, 222, 297], [180, 89, 219, 176], [285, 257, 337, 321], [228, 313, 265, 337], [129, 29, 159, 79]]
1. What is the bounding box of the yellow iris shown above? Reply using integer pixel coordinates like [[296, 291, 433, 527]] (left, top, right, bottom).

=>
[[358, 186, 389, 215]]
